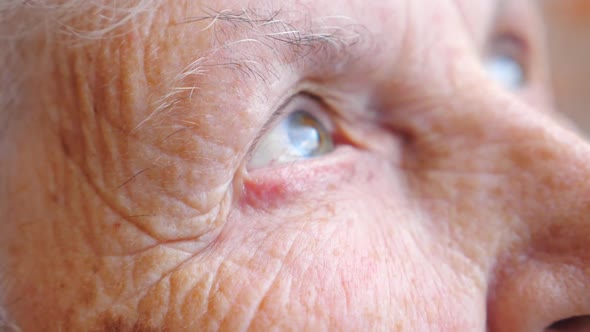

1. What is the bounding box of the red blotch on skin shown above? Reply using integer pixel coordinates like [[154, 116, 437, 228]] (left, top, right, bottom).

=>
[[239, 150, 357, 210], [241, 175, 293, 210]]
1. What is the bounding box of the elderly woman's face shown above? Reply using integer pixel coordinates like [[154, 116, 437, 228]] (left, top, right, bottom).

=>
[[2, 0, 590, 331]]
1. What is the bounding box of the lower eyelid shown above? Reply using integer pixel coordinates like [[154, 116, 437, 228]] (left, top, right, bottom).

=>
[[242, 146, 357, 206]]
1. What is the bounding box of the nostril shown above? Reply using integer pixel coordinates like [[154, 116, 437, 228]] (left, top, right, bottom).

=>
[[547, 315, 590, 331]]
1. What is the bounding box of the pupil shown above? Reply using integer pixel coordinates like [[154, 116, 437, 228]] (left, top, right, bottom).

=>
[[287, 111, 321, 157]]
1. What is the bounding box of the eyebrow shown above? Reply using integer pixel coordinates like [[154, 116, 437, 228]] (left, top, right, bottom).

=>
[[176, 6, 367, 80], [134, 7, 366, 132]]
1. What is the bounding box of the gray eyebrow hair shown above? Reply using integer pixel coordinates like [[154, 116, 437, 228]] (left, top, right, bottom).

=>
[[176, 6, 368, 84], [182, 6, 363, 54], [134, 6, 367, 132], [185, 8, 358, 47]]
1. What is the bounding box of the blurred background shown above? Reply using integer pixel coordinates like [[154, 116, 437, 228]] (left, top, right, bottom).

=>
[[542, 0, 590, 134]]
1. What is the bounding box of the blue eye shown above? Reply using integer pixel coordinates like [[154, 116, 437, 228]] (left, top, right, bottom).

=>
[[485, 54, 526, 90], [485, 36, 528, 90], [286, 111, 328, 157], [248, 97, 334, 169]]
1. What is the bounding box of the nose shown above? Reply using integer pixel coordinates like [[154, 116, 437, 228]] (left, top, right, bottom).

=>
[[389, 77, 590, 331], [455, 89, 590, 331], [484, 107, 590, 331]]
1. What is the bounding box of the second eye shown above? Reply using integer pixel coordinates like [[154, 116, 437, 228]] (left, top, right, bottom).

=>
[[485, 35, 529, 90], [248, 95, 334, 169]]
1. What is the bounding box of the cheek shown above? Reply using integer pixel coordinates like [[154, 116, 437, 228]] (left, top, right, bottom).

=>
[[216, 151, 486, 330]]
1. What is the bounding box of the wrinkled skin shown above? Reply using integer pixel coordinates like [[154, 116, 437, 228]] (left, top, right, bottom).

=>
[[1, 0, 590, 331]]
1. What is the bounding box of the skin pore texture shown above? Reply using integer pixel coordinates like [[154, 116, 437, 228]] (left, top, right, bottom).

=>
[[1, 0, 590, 331]]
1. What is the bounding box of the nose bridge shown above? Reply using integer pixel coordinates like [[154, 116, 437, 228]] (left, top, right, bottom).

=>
[[461, 86, 590, 230], [399, 77, 590, 228], [464, 92, 590, 331], [496, 100, 590, 257], [495, 102, 590, 223], [395, 86, 590, 330]]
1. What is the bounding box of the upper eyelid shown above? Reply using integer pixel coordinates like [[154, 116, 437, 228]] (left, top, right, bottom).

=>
[[490, 1, 538, 47], [484, 0, 536, 50], [489, 33, 529, 61]]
